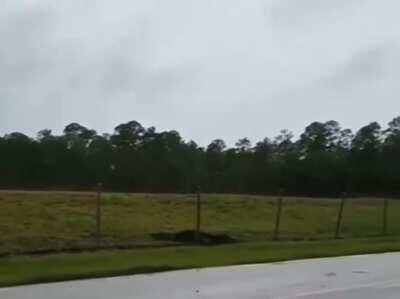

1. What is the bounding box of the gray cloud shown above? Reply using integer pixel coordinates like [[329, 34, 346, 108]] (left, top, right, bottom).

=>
[[1, 0, 400, 145], [267, 0, 365, 29], [324, 44, 398, 90]]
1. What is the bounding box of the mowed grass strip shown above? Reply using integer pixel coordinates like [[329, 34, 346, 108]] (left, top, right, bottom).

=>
[[1, 191, 400, 255], [2, 237, 400, 287]]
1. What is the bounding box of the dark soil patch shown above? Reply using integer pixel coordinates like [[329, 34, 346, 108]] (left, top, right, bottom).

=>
[[151, 230, 237, 245]]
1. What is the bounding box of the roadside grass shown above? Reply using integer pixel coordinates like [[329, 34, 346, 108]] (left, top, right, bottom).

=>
[[1, 191, 400, 255], [2, 191, 400, 287], [2, 237, 400, 287]]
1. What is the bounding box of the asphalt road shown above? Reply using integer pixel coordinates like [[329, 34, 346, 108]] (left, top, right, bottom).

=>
[[2, 253, 400, 298]]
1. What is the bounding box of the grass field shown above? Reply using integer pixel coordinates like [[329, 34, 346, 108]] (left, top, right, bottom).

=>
[[1, 191, 400, 255], [1, 190, 400, 287]]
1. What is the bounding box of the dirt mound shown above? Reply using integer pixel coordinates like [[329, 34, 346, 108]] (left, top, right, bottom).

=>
[[151, 230, 237, 245]]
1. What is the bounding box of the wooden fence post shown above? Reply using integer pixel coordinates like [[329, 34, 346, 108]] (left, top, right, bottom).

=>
[[96, 182, 102, 247], [273, 190, 284, 241], [195, 186, 202, 243], [383, 198, 389, 235], [335, 192, 346, 239]]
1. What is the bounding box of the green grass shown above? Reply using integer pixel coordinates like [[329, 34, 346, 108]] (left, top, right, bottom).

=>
[[1, 191, 400, 255], [2, 237, 400, 287], [2, 191, 400, 287]]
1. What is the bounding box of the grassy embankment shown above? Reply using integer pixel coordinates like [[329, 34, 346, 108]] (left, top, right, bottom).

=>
[[1, 191, 400, 287], [3, 237, 400, 287]]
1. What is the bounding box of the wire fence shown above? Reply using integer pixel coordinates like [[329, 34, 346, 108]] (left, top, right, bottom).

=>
[[0, 189, 399, 256]]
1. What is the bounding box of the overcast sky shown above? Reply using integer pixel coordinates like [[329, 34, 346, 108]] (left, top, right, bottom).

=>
[[1, 0, 400, 146]]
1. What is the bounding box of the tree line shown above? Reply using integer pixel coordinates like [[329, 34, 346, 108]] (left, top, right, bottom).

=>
[[1, 117, 400, 196]]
